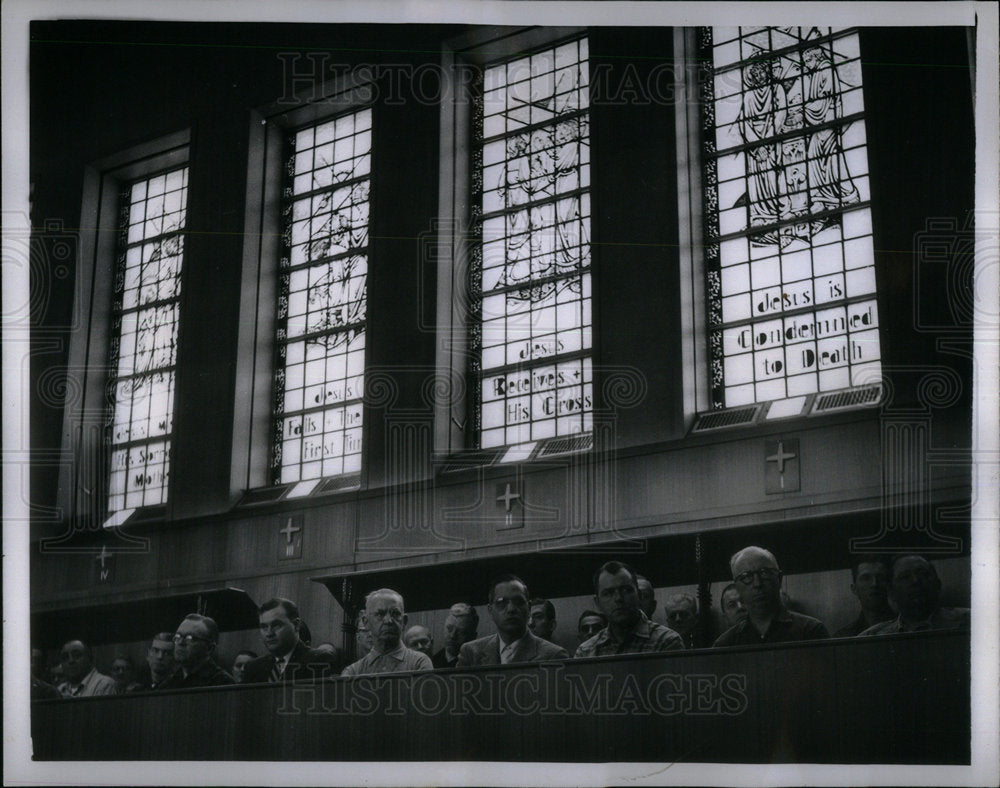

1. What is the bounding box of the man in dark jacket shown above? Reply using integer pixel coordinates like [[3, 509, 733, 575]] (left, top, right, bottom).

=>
[[242, 598, 343, 684], [158, 614, 234, 689]]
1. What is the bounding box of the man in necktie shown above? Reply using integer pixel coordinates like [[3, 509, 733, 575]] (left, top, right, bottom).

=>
[[241, 598, 343, 684], [456, 574, 568, 666], [859, 555, 970, 635], [341, 589, 433, 676]]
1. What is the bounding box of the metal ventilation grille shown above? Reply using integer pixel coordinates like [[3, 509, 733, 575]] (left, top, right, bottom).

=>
[[316, 474, 362, 495], [691, 405, 761, 433], [811, 385, 882, 414], [237, 486, 289, 507], [536, 434, 594, 459], [438, 448, 503, 474]]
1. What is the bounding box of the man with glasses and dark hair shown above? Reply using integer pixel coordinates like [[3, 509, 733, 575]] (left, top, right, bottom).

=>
[[158, 614, 234, 688], [575, 561, 683, 658], [242, 598, 342, 684], [457, 574, 568, 666], [342, 589, 432, 676], [714, 546, 829, 646]]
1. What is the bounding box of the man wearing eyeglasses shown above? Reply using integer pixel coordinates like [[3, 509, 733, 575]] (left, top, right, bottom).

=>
[[341, 589, 433, 676], [457, 574, 568, 666], [157, 614, 235, 688], [241, 598, 343, 684], [714, 546, 829, 647], [575, 562, 684, 658]]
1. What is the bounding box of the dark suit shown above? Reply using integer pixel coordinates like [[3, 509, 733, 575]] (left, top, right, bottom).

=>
[[242, 640, 343, 684], [431, 648, 459, 669], [157, 659, 234, 689], [456, 631, 568, 667]]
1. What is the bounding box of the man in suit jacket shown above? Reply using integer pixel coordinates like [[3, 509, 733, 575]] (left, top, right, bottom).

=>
[[242, 598, 343, 684], [457, 574, 568, 666]]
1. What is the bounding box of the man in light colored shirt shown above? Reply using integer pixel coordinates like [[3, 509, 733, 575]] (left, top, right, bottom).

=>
[[342, 589, 433, 676], [457, 574, 568, 666], [576, 562, 684, 658], [56, 640, 117, 698], [860, 555, 970, 635]]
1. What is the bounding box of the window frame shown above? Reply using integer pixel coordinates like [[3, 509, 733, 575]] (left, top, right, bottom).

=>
[[232, 72, 376, 502], [58, 130, 191, 528], [683, 26, 884, 432], [435, 26, 595, 465]]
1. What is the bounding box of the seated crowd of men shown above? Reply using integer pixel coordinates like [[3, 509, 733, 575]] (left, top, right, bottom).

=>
[[31, 549, 970, 699]]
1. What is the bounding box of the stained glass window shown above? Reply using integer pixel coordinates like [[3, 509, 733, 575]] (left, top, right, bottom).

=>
[[474, 38, 593, 449], [702, 27, 881, 409], [272, 108, 371, 484], [107, 167, 188, 512]]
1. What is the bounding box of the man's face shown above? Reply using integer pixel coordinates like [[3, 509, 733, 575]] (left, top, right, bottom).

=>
[[259, 606, 300, 657], [664, 599, 697, 636], [578, 615, 605, 643], [232, 654, 254, 683], [889, 557, 940, 619], [404, 626, 433, 656], [60, 641, 92, 683], [721, 587, 748, 628], [636, 579, 656, 618], [110, 658, 133, 686], [732, 552, 782, 615], [489, 580, 530, 641], [443, 614, 474, 652], [528, 604, 555, 641], [147, 637, 175, 681], [595, 569, 641, 629], [365, 593, 406, 650], [173, 619, 214, 670], [852, 562, 890, 611]]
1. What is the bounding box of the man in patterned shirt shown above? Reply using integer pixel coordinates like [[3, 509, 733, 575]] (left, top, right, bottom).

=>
[[575, 561, 684, 658], [341, 589, 432, 676]]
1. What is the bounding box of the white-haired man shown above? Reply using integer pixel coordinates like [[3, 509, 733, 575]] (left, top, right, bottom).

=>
[[714, 546, 829, 646], [341, 589, 433, 676]]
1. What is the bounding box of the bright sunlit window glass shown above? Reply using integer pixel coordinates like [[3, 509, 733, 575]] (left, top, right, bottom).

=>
[[703, 27, 881, 409], [107, 167, 189, 512], [272, 108, 371, 484], [474, 38, 593, 449]]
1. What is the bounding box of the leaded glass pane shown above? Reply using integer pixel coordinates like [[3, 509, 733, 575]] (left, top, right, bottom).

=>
[[475, 38, 593, 448], [273, 109, 370, 484], [702, 28, 881, 409], [107, 167, 188, 513]]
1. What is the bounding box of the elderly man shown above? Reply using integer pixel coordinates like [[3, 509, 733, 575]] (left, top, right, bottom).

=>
[[342, 589, 432, 676], [56, 640, 117, 697], [714, 547, 829, 646], [403, 625, 434, 658], [528, 598, 557, 642], [432, 603, 479, 669], [577, 610, 607, 643], [663, 592, 699, 649], [635, 575, 658, 620], [242, 598, 342, 684], [576, 562, 683, 658], [860, 555, 970, 635], [457, 575, 568, 666], [834, 556, 894, 637], [158, 614, 234, 688]]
